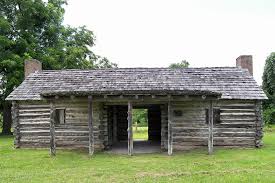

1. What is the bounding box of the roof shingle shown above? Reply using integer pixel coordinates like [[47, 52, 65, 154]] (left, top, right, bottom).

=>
[[6, 67, 267, 100]]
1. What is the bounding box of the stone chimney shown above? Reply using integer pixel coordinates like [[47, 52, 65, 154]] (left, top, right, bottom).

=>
[[236, 55, 253, 75], [25, 59, 42, 78]]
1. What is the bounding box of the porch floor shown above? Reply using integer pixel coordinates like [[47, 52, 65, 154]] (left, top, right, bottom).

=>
[[108, 140, 161, 154]]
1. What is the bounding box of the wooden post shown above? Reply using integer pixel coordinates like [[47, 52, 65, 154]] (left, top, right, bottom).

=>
[[127, 101, 133, 155], [12, 101, 20, 148], [168, 101, 172, 155], [113, 106, 117, 144], [208, 100, 214, 155], [88, 96, 94, 156], [50, 101, 56, 156]]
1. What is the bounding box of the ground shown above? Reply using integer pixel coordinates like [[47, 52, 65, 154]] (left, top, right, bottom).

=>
[[1, 132, 275, 182], [133, 126, 148, 140]]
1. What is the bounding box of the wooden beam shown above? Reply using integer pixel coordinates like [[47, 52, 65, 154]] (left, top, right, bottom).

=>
[[127, 101, 133, 155], [168, 101, 172, 155], [113, 106, 117, 144], [12, 101, 20, 148], [50, 101, 56, 156], [208, 100, 214, 154], [88, 96, 94, 156]]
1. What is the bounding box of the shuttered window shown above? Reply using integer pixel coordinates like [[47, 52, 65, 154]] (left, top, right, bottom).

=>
[[205, 108, 221, 124], [55, 108, 66, 124]]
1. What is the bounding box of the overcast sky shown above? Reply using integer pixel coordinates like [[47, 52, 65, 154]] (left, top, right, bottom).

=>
[[64, 0, 275, 84]]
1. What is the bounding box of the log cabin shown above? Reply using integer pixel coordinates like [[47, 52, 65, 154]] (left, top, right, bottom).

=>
[[6, 55, 267, 156]]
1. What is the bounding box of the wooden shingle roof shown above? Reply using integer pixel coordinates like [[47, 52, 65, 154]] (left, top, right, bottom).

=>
[[6, 67, 267, 100]]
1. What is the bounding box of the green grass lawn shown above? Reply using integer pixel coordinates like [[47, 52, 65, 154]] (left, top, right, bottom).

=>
[[133, 126, 148, 140], [1, 133, 275, 182]]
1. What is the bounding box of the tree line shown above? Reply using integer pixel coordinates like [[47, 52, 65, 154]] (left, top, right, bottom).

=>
[[0, 0, 116, 134], [262, 53, 275, 125]]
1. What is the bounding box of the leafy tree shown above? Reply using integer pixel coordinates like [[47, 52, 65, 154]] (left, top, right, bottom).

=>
[[0, 0, 117, 134], [169, 60, 189, 68], [262, 52, 275, 124], [133, 109, 148, 127]]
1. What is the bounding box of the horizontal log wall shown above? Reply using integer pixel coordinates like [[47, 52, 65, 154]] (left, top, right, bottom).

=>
[[171, 100, 260, 150], [17, 99, 106, 150], [18, 102, 50, 148], [15, 98, 263, 151]]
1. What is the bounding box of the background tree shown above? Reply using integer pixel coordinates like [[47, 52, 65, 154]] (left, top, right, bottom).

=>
[[133, 109, 148, 128], [0, 0, 117, 134], [262, 52, 275, 124], [169, 60, 189, 68]]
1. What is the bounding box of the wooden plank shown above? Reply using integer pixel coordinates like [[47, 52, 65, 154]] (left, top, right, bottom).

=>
[[208, 100, 213, 155], [127, 101, 133, 155], [50, 101, 56, 156], [88, 96, 94, 156], [168, 101, 172, 155]]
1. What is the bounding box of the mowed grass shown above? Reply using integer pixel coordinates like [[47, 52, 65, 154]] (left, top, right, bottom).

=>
[[1, 133, 275, 182], [133, 126, 148, 140]]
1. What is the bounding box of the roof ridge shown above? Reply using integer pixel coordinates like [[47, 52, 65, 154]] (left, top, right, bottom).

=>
[[41, 66, 238, 72]]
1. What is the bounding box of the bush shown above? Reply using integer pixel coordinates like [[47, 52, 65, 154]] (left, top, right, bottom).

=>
[[263, 107, 275, 125]]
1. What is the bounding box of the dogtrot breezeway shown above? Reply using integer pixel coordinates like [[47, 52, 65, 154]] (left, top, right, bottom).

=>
[[107, 104, 162, 154]]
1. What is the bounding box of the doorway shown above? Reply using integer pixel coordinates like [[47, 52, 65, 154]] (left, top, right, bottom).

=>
[[107, 104, 161, 154], [133, 108, 148, 141]]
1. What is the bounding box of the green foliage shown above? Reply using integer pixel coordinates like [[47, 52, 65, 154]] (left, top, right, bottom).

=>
[[263, 107, 275, 125], [262, 52, 275, 124], [1, 133, 275, 181], [133, 109, 148, 127], [0, 0, 117, 107], [169, 60, 189, 68]]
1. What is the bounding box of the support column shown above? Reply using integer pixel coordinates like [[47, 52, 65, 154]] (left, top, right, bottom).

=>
[[113, 106, 117, 144], [208, 100, 214, 155], [50, 101, 56, 156], [12, 101, 20, 148], [127, 101, 133, 156], [168, 101, 172, 155], [88, 96, 94, 156]]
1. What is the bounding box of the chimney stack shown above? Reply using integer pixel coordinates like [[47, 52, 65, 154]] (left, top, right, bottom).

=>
[[25, 59, 42, 78], [236, 55, 253, 75]]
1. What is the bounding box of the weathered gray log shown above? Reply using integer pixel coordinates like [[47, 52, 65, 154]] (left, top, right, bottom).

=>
[[208, 100, 213, 154], [127, 101, 133, 155], [88, 96, 94, 156], [113, 106, 117, 143], [168, 101, 172, 155], [160, 105, 168, 150], [12, 101, 20, 148], [50, 101, 56, 156]]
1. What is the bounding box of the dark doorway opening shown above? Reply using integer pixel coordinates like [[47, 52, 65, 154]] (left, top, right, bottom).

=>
[[107, 104, 161, 154]]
